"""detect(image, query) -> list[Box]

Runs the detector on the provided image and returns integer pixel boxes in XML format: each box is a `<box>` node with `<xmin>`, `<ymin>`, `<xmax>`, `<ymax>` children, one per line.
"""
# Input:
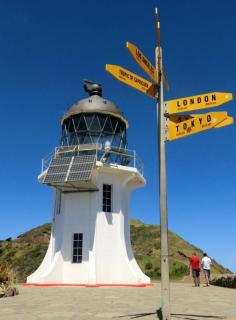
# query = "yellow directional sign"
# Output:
<box><xmin>126</xmin><ymin>41</ymin><xmax>158</xmax><ymax>83</ymax></box>
<box><xmin>165</xmin><ymin>92</ymin><xmax>233</xmax><ymax>114</ymax></box>
<box><xmin>214</xmin><ymin>116</ymin><xmax>234</xmax><ymax>128</ymax></box>
<box><xmin>166</xmin><ymin>111</ymin><xmax>231</xmax><ymax>141</ymax></box>
<box><xmin>105</xmin><ymin>64</ymin><xmax>156</xmax><ymax>98</ymax></box>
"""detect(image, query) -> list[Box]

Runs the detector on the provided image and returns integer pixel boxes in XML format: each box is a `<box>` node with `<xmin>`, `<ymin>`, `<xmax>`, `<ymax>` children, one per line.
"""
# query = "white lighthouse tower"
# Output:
<box><xmin>27</xmin><ymin>81</ymin><xmax>150</xmax><ymax>286</ymax></box>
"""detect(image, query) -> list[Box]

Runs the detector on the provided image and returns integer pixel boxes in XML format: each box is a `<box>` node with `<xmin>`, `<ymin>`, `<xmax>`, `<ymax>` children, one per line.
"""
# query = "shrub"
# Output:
<box><xmin>0</xmin><ymin>259</ymin><xmax>14</xmax><ymax>287</ymax></box>
<box><xmin>145</xmin><ymin>262</ymin><xmax>153</xmax><ymax>270</ymax></box>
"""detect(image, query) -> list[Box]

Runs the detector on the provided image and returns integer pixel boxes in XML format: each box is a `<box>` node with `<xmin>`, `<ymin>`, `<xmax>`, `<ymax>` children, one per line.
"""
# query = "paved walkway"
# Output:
<box><xmin>0</xmin><ymin>283</ymin><xmax>236</xmax><ymax>320</ymax></box>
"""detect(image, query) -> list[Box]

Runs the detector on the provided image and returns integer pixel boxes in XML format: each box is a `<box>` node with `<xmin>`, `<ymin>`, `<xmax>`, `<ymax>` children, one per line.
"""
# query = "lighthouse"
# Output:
<box><xmin>27</xmin><ymin>81</ymin><xmax>150</xmax><ymax>286</ymax></box>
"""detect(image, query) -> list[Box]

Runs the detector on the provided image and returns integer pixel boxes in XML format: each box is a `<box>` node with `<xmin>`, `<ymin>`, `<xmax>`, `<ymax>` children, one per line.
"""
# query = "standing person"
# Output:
<box><xmin>201</xmin><ymin>253</ymin><xmax>212</xmax><ymax>286</ymax></box>
<box><xmin>189</xmin><ymin>253</ymin><xmax>201</xmax><ymax>287</ymax></box>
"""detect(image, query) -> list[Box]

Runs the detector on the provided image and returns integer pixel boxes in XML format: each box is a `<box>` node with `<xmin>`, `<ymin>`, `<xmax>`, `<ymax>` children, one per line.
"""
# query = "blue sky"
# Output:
<box><xmin>0</xmin><ymin>0</ymin><xmax>235</xmax><ymax>272</ymax></box>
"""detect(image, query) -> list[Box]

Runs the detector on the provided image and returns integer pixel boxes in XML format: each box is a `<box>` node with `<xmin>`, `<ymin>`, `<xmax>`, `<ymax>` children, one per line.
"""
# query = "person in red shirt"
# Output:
<box><xmin>189</xmin><ymin>253</ymin><xmax>201</xmax><ymax>287</ymax></box>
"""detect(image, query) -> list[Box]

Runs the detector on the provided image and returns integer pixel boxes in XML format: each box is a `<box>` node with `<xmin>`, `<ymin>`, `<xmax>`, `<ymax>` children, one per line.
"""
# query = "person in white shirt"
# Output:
<box><xmin>201</xmin><ymin>253</ymin><xmax>212</xmax><ymax>286</ymax></box>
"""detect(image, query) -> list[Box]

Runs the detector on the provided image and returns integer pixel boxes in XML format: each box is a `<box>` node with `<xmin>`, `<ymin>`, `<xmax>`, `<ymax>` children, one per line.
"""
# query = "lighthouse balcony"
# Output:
<box><xmin>39</xmin><ymin>144</ymin><xmax>144</xmax><ymax>192</ymax></box>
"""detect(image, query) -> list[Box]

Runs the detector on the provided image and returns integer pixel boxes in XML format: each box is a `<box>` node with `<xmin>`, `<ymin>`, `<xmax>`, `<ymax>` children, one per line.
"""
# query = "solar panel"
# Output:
<box><xmin>67</xmin><ymin>155</ymin><xmax>95</xmax><ymax>182</ymax></box>
<box><xmin>50</xmin><ymin>158</ymin><xmax>72</xmax><ymax>166</ymax></box>
<box><xmin>73</xmin><ymin>155</ymin><xmax>95</xmax><ymax>164</ymax></box>
<box><xmin>43</xmin><ymin>157</ymin><xmax>72</xmax><ymax>183</ymax></box>
<box><xmin>47</xmin><ymin>165</ymin><xmax>69</xmax><ymax>174</ymax></box>
<box><xmin>67</xmin><ymin>171</ymin><xmax>91</xmax><ymax>181</ymax></box>
<box><xmin>43</xmin><ymin>154</ymin><xmax>96</xmax><ymax>185</ymax></box>
<box><xmin>44</xmin><ymin>173</ymin><xmax>67</xmax><ymax>183</ymax></box>
<box><xmin>70</xmin><ymin>163</ymin><xmax>93</xmax><ymax>172</ymax></box>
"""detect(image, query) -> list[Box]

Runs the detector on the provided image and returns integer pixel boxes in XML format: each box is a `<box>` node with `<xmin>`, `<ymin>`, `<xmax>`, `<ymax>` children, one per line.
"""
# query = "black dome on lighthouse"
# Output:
<box><xmin>61</xmin><ymin>94</ymin><xmax>128</xmax><ymax>127</ymax></box>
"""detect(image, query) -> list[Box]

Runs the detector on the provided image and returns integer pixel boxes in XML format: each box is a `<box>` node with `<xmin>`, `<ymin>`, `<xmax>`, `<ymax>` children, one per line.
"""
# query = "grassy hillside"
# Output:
<box><xmin>0</xmin><ymin>224</ymin><xmax>50</xmax><ymax>282</ymax></box>
<box><xmin>0</xmin><ymin>220</ymin><xmax>231</xmax><ymax>282</ymax></box>
<box><xmin>130</xmin><ymin>219</ymin><xmax>230</xmax><ymax>279</ymax></box>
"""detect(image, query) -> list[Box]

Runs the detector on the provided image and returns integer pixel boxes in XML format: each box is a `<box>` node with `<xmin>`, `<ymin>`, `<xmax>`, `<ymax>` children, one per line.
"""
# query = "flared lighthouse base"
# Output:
<box><xmin>27</xmin><ymin>161</ymin><xmax>150</xmax><ymax>287</ymax></box>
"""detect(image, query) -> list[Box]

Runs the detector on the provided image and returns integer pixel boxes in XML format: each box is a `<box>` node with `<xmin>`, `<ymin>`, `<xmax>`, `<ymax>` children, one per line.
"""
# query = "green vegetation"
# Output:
<box><xmin>0</xmin><ymin>224</ymin><xmax>51</xmax><ymax>282</ymax></box>
<box><xmin>130</xmin><ymin>219</ymin><xmax>230</xmax><ymax>280</ymax></box>
<box><xmin>0</xmin><ymin>220</ymin><xmax>230</xmax><ymax>282</ymax></box>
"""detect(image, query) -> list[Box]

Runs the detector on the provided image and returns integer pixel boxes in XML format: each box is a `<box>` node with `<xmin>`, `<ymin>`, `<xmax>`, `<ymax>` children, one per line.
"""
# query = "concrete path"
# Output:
<box><xmin>0</xmin><ymin>283</ymin><xmax>236</xmax><ymax>320</ymax></box>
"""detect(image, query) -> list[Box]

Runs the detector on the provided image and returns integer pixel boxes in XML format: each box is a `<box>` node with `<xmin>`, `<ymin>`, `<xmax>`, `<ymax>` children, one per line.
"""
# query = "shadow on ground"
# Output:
<box><xmin>115</xmin><ymin>308</ymin><xmax>225</xmax><ymax>319</ymax></box>
<box><xmin>170</xmin><ymin>314</ymin><xmax>225</xmax><ymax>320</ymax></box>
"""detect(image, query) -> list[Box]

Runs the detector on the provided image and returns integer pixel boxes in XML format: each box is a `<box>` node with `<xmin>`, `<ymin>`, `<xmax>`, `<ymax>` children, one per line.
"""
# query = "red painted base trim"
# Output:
<box><xmin>24</xmin><ymin>282</ymin><xmax>154</xmax><ymax>288</ymax></box>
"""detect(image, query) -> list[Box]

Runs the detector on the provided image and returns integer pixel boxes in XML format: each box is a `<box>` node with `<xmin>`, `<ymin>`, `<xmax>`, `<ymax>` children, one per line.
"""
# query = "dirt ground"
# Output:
<box><xmin>0</xmin><ymin>283</ymin><xmax>236</xmax><ymax>320</ymax></box>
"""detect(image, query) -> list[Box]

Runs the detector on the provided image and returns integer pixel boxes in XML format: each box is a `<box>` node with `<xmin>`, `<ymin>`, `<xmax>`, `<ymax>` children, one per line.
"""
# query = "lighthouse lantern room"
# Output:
<box><xmin>27</xmin><ymin>81</ymin><xmax>150</xmax><ymax>286</ymax></box>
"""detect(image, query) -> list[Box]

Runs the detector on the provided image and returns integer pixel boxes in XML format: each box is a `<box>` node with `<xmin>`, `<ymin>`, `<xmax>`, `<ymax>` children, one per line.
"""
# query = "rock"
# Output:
<box><xmin>3</xmin><ymin>287</ymin><xmax>19</xmax><ymax>297</ymax></box>
<box><xmin>210</xmin><ymin>275</ymin><xmax>236</xmax><ymax>289</ymax></box>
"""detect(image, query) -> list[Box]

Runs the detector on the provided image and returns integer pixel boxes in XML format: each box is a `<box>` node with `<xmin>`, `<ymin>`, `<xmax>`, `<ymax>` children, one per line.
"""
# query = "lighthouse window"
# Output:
<box><xmin>53</xmin><ymin>192</ymin><xmax>61</xmax><ymax>217</ymax></box>
<box><xmin>56</xmin><ymin>192</ymin><xmax>61</xmax><ymax>215</ymax></box>
<box><xmin>72</xmin><ymin>233</ymin><xmax>83</xmax><ymax>263</ymax></box>
<box><xmin>103</xmin><ymin>184</ymin><xmax>112</xmax><ymax>212</ymax></box>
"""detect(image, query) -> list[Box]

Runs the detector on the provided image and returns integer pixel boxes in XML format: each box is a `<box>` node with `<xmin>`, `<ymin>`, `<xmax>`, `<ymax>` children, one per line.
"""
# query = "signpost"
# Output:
<box><xmin>155</xmin><ymin>8</ymin><xmax>171</xmax><ymax>319</ymax></box>
<box><xmin>105</xmin><ymin>7</ymin><xmax>234</xmax><ymax>320</ymax></box>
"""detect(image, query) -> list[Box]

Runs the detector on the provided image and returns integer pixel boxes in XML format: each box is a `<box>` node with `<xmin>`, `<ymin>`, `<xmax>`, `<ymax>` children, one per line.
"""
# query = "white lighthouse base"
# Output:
<box><xmin>27</xmin><ymin>162</ymin><xmax>150</xmax><ymax>286</ymax></box>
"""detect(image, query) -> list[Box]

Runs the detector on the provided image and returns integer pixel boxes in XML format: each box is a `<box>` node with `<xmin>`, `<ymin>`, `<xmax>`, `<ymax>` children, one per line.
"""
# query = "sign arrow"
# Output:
<box><xmin>165</xmin><ymin>92</ymin><xmax>233</xmax><ymax>114</ymax></box>
<box><xmin>166</xmin><ymin>111</ymin><xmax>231</xmax><ymax>141</ymax></box>
<box><xmin>214</xmin><ymin>116</ymin><xmax>234</xmax><ymax>128</ymax></box>
<box><xmin>105</xmin><ymin>64</ymin><xmax>157</xmax><ymax>98</ymax></box>
<box><xmin>126</xmin><ymin>41</ymin><xmax>158</xmax><ymax>83</ymax></box>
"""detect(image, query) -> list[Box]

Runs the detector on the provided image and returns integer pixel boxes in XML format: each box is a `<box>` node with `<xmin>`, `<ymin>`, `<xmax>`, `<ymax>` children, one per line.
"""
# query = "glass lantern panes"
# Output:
<box><xmin>61</xmin><ymin>113</ymin><xmax>127</xmax><ymax>164</ymax></box>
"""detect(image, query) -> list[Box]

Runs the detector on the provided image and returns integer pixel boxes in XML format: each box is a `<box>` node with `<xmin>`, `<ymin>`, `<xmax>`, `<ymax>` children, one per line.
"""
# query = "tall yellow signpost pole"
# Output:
<box><xmin>155</xmin><ymin>8</ymin><xmax>171</xmax><ymax>320</ymax></box>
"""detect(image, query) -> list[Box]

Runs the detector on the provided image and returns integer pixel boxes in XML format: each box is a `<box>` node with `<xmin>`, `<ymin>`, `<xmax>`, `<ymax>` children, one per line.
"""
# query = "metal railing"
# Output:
<box><xmin>41</xmin><ymin>144</ymin><xmax>144</xmax><ymax>176</ymax></box>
